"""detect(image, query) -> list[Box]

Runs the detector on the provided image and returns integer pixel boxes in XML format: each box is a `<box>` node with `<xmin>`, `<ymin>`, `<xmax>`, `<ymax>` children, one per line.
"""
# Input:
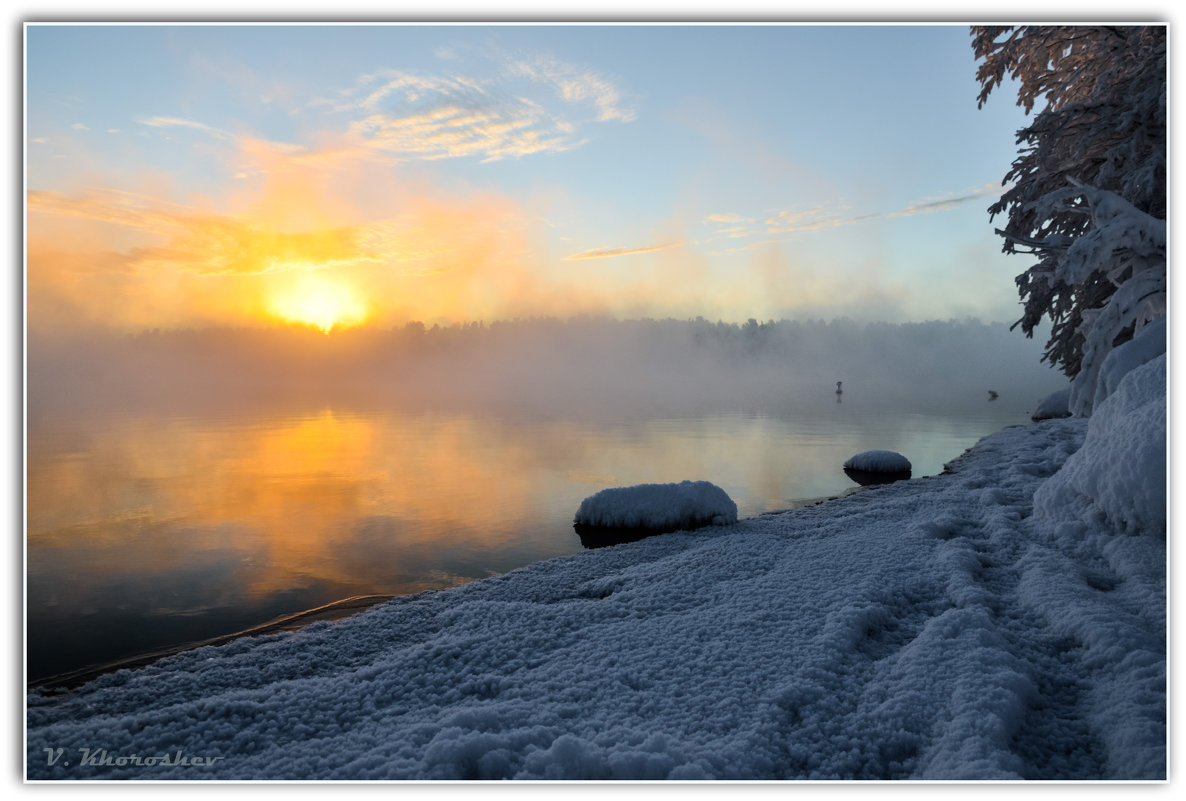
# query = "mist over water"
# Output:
<box><xmin>29</xmin><ymin>315</ymin><xmax>1065</xmax><ymax>419</ymax></box>
<box><xmin>27</xmin><ymin>316</ymin><xmax>1067</xmax><ymax>682</ymax></box>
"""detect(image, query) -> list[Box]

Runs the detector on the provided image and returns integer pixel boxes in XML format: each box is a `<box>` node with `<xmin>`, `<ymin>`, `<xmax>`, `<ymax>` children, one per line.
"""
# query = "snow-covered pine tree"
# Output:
<box><xmin>972</xmin><ymin>25</ymin><xmax>1166</xmax><ymax>415</ymax></box>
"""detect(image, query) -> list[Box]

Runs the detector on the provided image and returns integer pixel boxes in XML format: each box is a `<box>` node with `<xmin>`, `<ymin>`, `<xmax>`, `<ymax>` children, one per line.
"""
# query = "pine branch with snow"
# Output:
<box><xmin>972</xmin><ymin>25</ymin><xmax>1166</xmax><ymax>384</ymax></box>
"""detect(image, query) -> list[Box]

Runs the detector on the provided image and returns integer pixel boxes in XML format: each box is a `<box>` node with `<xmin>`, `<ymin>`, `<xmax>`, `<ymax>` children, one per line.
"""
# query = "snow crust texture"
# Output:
<box><xmin>842</xmin><ymin>450</ymin><xmax>912</xmax><ymax>473</ymax></box>
<box><xmin>27</xmin><ymin>422</ymin><xmax>1164</xmax><ymax>780</ymax></box>
<box><xmin>574</xmin><ymin>480</ymin><xmax>738</xmax><ymax>530</ymax></box>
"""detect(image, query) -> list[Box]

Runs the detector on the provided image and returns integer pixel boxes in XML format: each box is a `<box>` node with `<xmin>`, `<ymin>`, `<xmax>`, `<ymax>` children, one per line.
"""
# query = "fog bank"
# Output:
<box><xmin>28</xmin><ymin>316</ymin><xmax>1067</xmax><ymax>421</ymax></box>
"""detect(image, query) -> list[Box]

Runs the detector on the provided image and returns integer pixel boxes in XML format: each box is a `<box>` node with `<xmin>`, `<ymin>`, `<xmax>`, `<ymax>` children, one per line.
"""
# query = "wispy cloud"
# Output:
<box><xmin>27</xmin><ymin>187</ymin><xmax>195</xmax><ymax>233</ymax></box>
<box><xmin>881</xmin><ymin>185</ymin><xmax>1001</xmax><ymax>218</ymax></box>
<box><xmin>129</xmin><ymin>51</ymin><xmax>634</xmax><ymax>169</ymax></box>
<box><xmin>323</xmin><ymin>50</ymin><xmax>633</xmax><ymax>164</ymax></box>
<box><xmin>762</xmin><ymin>183</ymin><xmax>1002</xmax><ymax>236</ymax></box>
<box><xmin>717</xmin><ymin>225</ymin><xmax>758</xmax><ymax>238</ymax></box>
<box><xmin>26</xmin><ymin>179</ymin><xmax>532</xmax><ymax>284</ymax></box>
<box><xmin>764</xmin><ymin>202</ymin><xmax>853</xmax><ymax>234</ymax></box>
<box><xmin>28</xmin><ymin>188</ymin><xmax>376</xmax><ymax>277</ymax></box>
<box><xmin>703</xmin><ymin>212</ymin><xmax>762</xmax><ymax>239</ymax></box>
<box><xmin>138</xmin><ymin>116</ymin><xmax>236</xmax><ymax>140</ymax></box>
<box><xmin>505</xmin><ymin>55</ymin><xmax>635</xmax><ymax>123</ymax></box>
<box><xmin>564</xmin><ymin>241</ymin><xmax>684</xmax><ymax>261</ymax></box>
<box><xmin>348</xmin><ymin>101</ymin><xmax>582</xmax><ymax>163</ymax></box>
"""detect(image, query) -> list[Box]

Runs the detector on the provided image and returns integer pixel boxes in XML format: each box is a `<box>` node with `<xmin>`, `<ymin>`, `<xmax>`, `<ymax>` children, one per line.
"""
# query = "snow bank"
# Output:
<box><xmin>1089</xmin><ymin>316</ymin><xmax>1165</xmax><ymax>415</ymax></box>
<box><xmin>1034</xmin><ymin>353</ymin><xmax>1166</xmax><ymax>539</ymax></box>
<box><xmin>843</xmin><ymin>450</ymin><xmax>912</xmax><ymax>473</ymax></box>
<box><xmin>1032</xmin><ymin>387</ymin><xmax>1071</xmax><ymax>421</ymax></box>
<box><xmin>26</xmin><ymin>421</ymin><xmax>1164</xmax><ymax>781</ymax></box>
<box><xmin>573</xmin><ymin>480</ymin><xmax>737</xmax><ymax>530</ymax></box>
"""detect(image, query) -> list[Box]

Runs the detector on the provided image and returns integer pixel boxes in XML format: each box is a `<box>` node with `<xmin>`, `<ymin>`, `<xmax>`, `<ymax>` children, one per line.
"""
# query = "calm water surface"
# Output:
<box><xmin>27</xmin><ymin>391</ymin><xmax>1039</xmax><ymax>682</ymax></box>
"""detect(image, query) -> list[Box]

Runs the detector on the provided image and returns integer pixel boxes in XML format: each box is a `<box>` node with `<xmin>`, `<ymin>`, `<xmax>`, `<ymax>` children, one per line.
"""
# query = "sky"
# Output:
<box><xmin>25</xmin><ymin>23</ymin><xmax>1036</xmax><ymax>335</ymax></box>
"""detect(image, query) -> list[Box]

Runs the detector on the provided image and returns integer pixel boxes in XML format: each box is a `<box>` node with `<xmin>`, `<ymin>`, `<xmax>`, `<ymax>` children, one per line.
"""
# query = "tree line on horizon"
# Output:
<box><xmin>28</xmin><ymin>314</ymin><xmax>1061</xmax><ymax>416</ymax></box>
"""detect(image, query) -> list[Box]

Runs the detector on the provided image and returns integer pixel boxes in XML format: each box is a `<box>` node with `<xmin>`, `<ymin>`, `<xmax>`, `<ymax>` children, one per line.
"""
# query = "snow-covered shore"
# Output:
<box><xmin>26</xmin><ymin>360</ymin><xmax>1166</xmax><ymax>781</ymax></box>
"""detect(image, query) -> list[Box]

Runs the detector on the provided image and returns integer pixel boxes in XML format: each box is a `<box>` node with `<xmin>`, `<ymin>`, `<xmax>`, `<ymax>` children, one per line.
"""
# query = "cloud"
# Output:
<box><xmin>27</xmin><ymin>187</ymin><xmax>195</xmax><ymax>233</ymax></box>
<box><xmin>882</xmin><ymin>183</ymin><xmax>1002</xmax><ymax>218</ymax></box>
<box><xmin>29</xmin><ymin>183</ymin><xmax>511</xmax><ymax>281</ymax></box>
<box><xmin>342</xmin><ymin>71</ymin><xmax>479</xmax><ymax>114</ymax></box>
<box><xmin>348</xmin><ymin>102</ymin><xmax>582</xmax><ymax>163</ymax></box>
<box><xmin>71</xmin><ymin>123</ymin><xmax>88</xmax><ymax>130</ymax></box>
<box><xmin>138</xmin><ymin>115</ymin><xmax>236</xmax><ymax>140</ymax></box>
<box><xmin>702</xmin><ymin>213</ymin><xmax>761</xmax><ymax>240</ymax></box>
<box><xmin>505</xmin><ymin>55</ymin><xmax>635</xmax><ymax>123</ymax></box>
<box><xmin>718</xmin><ymin>226</ymin><xmax>758</xmax><ymax>238</ymax></box>
<box><xmin>323</xmin><ymin>50</ymin><xmax>633</xmax><ymax>164</ymax></box>
<box><xmin>26</xmin><ymin>144</ymin><xmax>614</xmax><ymax>333</ymax></box>
<box><xmin>764</xmin><ymin>202</ymin><xmax>853</xmax><ymax>234</ymax></box>
<box><xmin>763</xmin><ymin>183</ymin><xmax>1003</xmax><ymax>235</ymax></box>
<box><xmin>564</xmin><ymin>241</ymin><xmax>685</xmax><ymax>261</ymax></box>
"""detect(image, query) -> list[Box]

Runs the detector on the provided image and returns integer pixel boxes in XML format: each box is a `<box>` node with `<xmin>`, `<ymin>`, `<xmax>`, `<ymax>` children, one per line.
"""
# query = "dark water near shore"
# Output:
<box><xmin>27</xmin><ymin>389</ymin><xmax>1045</xmax><ymax>684</ymax></box>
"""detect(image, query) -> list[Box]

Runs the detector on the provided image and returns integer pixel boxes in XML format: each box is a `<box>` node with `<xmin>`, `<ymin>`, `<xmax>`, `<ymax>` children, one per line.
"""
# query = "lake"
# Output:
<box><xmin>27</xmin><ymin>389</ymin><xmax>1043</xmax><ymax>683</ymax></box>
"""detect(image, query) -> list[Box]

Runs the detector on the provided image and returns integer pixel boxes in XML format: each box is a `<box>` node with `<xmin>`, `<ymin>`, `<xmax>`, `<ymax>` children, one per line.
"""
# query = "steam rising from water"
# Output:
<box><xmin>29</xmin><ymin>316</ymin><xmax>1066</xmax><ymax>421</ymax></box>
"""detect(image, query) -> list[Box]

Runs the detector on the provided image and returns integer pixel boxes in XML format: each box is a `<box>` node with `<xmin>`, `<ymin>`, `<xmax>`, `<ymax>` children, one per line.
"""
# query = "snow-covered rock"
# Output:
<box><xmin>843</xmin><ymin>450</ymin><xmax>912</xmax><ymax>473</ymax></box>
<box><xmin>1032</xmin><ymin>387</ymin><xmax>1071</xmax><ymax>420</ymax></box>
<box><xmin>573</xmin><ymin>480</ymin><xmax>738</xmax><ymax>531</ymax></box>
<box><xmin>1033</xmin><ymin>352</ymin><xmax>1166</xmax><ymax>539</ymax></box>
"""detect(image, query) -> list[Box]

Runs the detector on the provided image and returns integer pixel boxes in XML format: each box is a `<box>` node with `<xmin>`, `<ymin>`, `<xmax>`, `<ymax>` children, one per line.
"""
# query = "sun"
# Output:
<box><xmin>268</xmin><ymin>274</ymin><xmax>369</xmax><ymax>333</ymax></box>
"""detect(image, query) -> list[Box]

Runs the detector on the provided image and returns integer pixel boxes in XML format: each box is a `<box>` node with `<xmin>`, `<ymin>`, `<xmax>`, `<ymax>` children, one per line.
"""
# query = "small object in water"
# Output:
<box><xmin>835</xmin><ymin>381</ymin><xmax>843</xmax><ymax>394</ymax></box>
<box><xmin>987</xmin><ymin>390</ymin><xmax>999</xmax><ymax>400</ymax></box>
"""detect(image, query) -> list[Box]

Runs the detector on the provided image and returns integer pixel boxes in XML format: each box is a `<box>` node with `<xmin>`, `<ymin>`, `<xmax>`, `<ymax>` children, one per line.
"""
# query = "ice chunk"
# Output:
<box><xmin>573</xmin><ymin>480</ymin><xmax>738</xmax><ymax>531</ymax></box>
<box><xmin>843</xmin><ymin>450</ymin><xmax>912</xmax><ymax>473</ymax></box>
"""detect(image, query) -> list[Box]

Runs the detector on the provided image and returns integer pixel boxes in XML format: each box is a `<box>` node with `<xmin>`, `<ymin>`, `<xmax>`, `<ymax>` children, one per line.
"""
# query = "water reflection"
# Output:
<box><xmin>27</xmin><ymin>396</ymin><xmax>1038</xmax><ymax>681</ymax></box>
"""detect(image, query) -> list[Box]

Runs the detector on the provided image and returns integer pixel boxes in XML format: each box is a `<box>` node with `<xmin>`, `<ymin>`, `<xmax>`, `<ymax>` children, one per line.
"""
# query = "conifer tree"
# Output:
<box><xmin>972</xmin><ymin>25</ymin><xmax>1165</xmax><ymax>412</ymax></box>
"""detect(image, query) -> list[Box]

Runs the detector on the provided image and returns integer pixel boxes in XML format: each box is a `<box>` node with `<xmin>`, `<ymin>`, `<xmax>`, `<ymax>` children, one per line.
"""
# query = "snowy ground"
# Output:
<box><xmin>26</xmin><ymin>365</ymin><xmax>1165</xmax><ymax>781</ymax></box>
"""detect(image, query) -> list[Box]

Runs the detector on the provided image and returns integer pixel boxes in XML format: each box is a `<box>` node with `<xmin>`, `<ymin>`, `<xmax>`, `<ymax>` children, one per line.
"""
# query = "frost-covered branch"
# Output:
<box><xmin>972</xmin><ymin>25</ymin><xmax>1165</xmax><ymax>387</ymax></box>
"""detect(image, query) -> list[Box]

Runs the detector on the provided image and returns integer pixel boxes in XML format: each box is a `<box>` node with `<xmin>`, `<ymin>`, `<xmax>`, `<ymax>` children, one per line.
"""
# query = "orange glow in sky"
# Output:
<box><xmin>267</xmin><ymin>274</ymin><xmax>369</xmax><ymax>333</ymax></box>
<box><xmin>26</xmin><ymin>25</ymin><xmax>1037</xmax><ymax>337</ymax></box>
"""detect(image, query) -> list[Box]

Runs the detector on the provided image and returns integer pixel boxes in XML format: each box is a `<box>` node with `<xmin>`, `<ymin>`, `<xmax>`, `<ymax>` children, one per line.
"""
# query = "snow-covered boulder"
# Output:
<box><xmin>573</xmin><ymin>481</ymin><xmax>737</xmax><ymax>547</ymax></box>
<box><xmin>1033</xmin><ymin>353</ymin><xmax>1166</xmax><ymax>538</ymax></box>
<box><xmin>843</xmin><ymin>450</ymin><xmax>912</xmax><ymax>486</ymax></box>
<box><xmin>844</xmin><ymin>450</ymin><xmax>911</xmax><ymax>473</ymax></box>
<box><xmin>1032</xmin><ymin>387</ymin><xmax>1072</xmax><ymax>420</ymax></box>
